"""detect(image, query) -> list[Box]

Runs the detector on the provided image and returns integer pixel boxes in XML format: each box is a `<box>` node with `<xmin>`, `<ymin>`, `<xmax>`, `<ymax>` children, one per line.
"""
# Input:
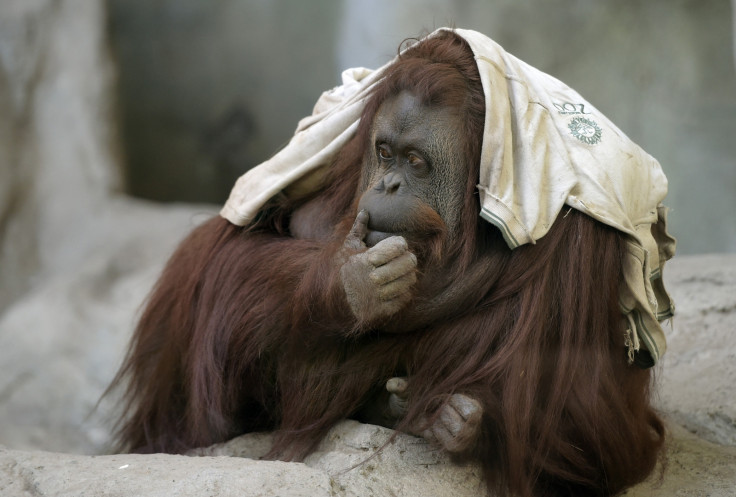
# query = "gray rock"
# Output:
<box><xmin>0</xmin><ymin>0</ymin><xmax>122</xmax><ymax>312</ymax></box>
<box><xmin>194</xmin><ymin>421</ymin><xmax>486</xmax><ymax>497</ymax></box>
<box><xmin>625</xmin><ymin>423</ymin><xmax>736</xmax><ymax>497</ymax></box>
<box><xmin>1</xmin><ymin>420</ymin><xmax>735</xmax><ymax>497</ymax></box>
<box><xmin>658</xmin><ymin>254</ymin><xmax>736</xmax><ymax>446</ymax></box>
<box><xmin>0</xmin><ymin>448</ymin><xmax>336</xmax><ymax>497</ymax></box>
<box><xmin>0</xmin><ymin>198</ymin><xmax>216</xmax><ymax>455</ymax></box>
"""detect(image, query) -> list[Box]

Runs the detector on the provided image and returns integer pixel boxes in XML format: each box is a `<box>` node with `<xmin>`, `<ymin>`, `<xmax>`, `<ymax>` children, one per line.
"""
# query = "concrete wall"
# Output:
<box><xmin>108</xmin><ymin>0</ymin><xmax>736</xmax><ymax>255</ymax></box>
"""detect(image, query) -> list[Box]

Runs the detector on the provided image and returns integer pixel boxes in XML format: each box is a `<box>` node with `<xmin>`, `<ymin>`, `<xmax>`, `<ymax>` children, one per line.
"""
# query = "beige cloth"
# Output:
<box><xmin>220</xmin><ymin>28</ymin><xmax>675</xmax><ymax>366</ymax></box>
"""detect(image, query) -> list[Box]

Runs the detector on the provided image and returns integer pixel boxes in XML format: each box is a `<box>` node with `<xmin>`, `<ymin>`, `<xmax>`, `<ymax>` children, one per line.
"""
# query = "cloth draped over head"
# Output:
<box><xmin>220</xmin><ymin>28</ymin><xmax>676</xmax><ymax>368</ymax></box>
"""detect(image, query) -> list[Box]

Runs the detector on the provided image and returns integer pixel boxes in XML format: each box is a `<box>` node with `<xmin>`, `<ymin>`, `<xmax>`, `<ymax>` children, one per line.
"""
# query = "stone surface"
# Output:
<box><xmin>0</xmin><ymin>198</ymin><xmax>216</xmax><ymax>455</ymax></box>
<box><xmin>625</xmin><ymin>423</ymin><xmax>736</xmax><ymax>497</ymax></box>
<box><xmin>0</xmin><ymin>0</ymin><xmax>122</xmax><ymax>312</ymax></box>
<box><xmin>657</xmin><ymin>254</ymin><xmax>736</xmax><ymax>446</ymax></box>
<box><xmin>0</xmin><ymin>448</ymin><xmax>336</xmax><ymax>497</ymax></box>
<box><xmin>1</xmin><ymin>420</ymin><xmax>735</xmax><ymax>497</ymax></box>
<box><xmin>195</xmin><ymin>421</ymin><xmax>486</xmax><ymax>497</ymax></box>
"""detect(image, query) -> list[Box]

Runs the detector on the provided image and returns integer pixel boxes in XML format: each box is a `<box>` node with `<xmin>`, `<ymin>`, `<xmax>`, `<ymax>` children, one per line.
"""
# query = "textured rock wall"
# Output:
<box><xmin>2</xmin><ymin>418</ymin><xmax>736</xmax><ymax>496</ymax></box>
<box><xmin>0</xmin><ymin>0</ymin><xmax>216</xmax><ymax>455</ymax></box>
<box><xmin>0</xmin><ymin>0</ymin><xmax>123</xmax><ymax>312</ymax></box>
<box><xmin>658</xmin><ymin>254</ymin><xmax>736</xmax><ymax>445</ymax></box>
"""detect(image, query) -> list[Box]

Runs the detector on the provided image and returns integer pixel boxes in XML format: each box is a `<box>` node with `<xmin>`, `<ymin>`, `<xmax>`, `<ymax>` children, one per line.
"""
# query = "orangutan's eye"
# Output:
<box><xmin>377</xmin><ymin>144</ymin><xmax>392</xmax><ymax>160</ymax></box>
<box><xmin>406</xmin><ymin>152</ymin><xmax>429</xmax><ymax>175</ymax></box>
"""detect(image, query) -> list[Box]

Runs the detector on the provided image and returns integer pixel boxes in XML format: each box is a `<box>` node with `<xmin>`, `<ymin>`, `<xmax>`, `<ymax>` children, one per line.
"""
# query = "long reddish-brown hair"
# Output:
<box><xmin>109</xmin><ymin>30</ymin><xmax>665</xmax><ymax>497</ymax></box>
